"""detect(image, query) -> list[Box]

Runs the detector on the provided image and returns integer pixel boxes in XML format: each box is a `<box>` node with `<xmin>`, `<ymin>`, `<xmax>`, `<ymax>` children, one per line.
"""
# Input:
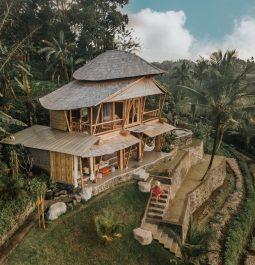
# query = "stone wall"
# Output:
<box><xmin>181</xmin><ymin>158</ymin><xmax>226</xmax><ymax>240</ymax></box>
<box><xmin>169</xmin><ymin>151</ymin><xmax>191</xmax><ymax>200</ymax></box>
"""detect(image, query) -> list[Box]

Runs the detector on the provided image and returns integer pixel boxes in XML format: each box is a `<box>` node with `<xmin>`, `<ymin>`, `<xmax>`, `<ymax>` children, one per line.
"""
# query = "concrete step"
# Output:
<box><xmin>171</xmin><ymin>241</ymin><xmax>179</xmax><ymax>256</ymax></box>
<box><xmin>140</xmin><ymin>222</ymin><xmax>158</xmax><ymax>234</ymax></box>
<box><xmin>147</xmin><ymin>212</ymin><xmax>163</xmax><ymax>219</ymax></box>
<box><xmin>159</xmin><ymin>233</ymin><xmax>168</xmax><ymax>245</ymax></box>
<box><xmin>164</xmin><ymin>237</ymin><xmax>173</xmax><ymax>250</ymax></box>
<box><xmin>149</xmin><ymin>201</ymin><xmax>166</xmax><ymax>208</ymax></box>
<box><xmin>150</xmin><ymin>197</ymin><xmax>167</xmax><ymax>203</ymax></box>
<box><xmin>148</xmin><ymin>206</ymin><xmax>164</xmax><ymax>214</ymax></box>
<box><xmin>153</xmin><ymin>229</ymin><xmax>163</xmax><ymax>240</ymax></box>
<box><xmin>175</xmin><ymin>246</ymin><xmax>182</xmax><ymax>258</ymax></box>
<box><xmin>152</xmin><ymin>193</ymin><xmax>168</xmax><ymax>199</ymax></box>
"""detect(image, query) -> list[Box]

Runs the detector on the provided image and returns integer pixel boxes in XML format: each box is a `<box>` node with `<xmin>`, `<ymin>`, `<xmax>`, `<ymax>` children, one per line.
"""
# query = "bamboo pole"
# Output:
<box><xmin>64</xmin><ymin>111</ymin><xmax>71</xmax><ymax>131</ymax></box>
<box><xmin>89</xmin><ymin>108</ymin><xmax>93</xmax><ymax>135</ymax></box>
<box><xmin>93</xmin><ymin>104</ymin><xmax>102</xmax><ymax>135</ymax></box>
<box><xmin>79</xmin><ymin>157</ymin><xmax>84</xmax><ymax>190</ymax></box>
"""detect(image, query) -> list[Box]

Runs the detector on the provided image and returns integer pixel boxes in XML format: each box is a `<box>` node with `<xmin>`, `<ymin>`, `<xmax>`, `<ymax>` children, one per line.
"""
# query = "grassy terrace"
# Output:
<box><xmin>6</xmin><ymin>183</ymin><xmax>173</xmax><ymax>265</ymax></box>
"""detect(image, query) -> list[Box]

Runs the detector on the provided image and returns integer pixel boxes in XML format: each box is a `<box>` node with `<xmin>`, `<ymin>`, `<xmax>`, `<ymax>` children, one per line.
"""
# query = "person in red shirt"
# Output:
<box><xmin>152</xmin><ymin>181</ymin><xmax>164</xmax><ymax>201</ymax></box>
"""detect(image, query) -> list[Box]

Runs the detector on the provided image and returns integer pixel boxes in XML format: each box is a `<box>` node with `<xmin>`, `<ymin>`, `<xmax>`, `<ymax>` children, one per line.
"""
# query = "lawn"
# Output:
<box><xmin>6</xmin><ymin>183</ymin><xmax>173</xmax><ymax>265</ymax></box>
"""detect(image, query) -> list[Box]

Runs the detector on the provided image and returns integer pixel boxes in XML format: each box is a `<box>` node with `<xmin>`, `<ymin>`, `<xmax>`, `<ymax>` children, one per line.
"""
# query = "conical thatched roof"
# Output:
<box><xmin>73</xmin><ymin>50</ymin><xmax>165</xmax><ymax>81</ymax></box>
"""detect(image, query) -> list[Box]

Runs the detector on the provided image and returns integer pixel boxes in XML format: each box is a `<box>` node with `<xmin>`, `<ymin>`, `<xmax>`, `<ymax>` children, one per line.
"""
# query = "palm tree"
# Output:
<box><xmin>169</xmin><ymin>221</ymin><xmax>214</xmax><ymax>265</ymax></box>
<box><xmin>178</xmin><ymin>50</ymin><xmax>255</xmax><ymax>179</ymax></box>
<box><xmin>94</xmin><ymin>209</ymin><xmax>122</xmax><ymax>245</ymax></box>
<box><xmin>38</xmin><ymin>31</ymin><xmax>80</xmax><ymax>83</ymax></box>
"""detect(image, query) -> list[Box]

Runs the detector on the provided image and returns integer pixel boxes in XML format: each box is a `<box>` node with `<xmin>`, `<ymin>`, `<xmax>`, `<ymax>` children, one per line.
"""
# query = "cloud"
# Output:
<box><xmin>128</xmin><ymin>8</ymin><xmax>194</xmax><ymax>61</ymax></box>
<box><xmin>129</xmin><ymin>9</ymin><xmax>255</xmax><ymax>62</ymax></box>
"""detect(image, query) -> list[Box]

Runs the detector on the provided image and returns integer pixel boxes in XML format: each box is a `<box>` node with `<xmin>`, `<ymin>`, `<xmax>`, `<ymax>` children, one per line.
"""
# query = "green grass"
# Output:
<box><xmin>6</xmin><ymin>183</ymin><xmax>173</xmax><ymax>265</ymax></box>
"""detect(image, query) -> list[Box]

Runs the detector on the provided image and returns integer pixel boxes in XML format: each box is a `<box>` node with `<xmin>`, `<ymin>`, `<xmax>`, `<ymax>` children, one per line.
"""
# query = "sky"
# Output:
<box><xmin>124</xmin><ymin>0</ymin><xmax>255</xmax><ymax>62</ymax></box>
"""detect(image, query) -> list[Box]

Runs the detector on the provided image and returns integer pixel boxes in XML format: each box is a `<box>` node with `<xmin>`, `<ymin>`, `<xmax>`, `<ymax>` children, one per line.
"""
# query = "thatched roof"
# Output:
<box><xmin>1</xmin><ymin>125</ymin><xmax>99</xmax><ymax>157</ymax></box>
<box><xmin>73</xmin><ymin>50</ymin><xmax>165</xmax><ymax>81</ymax></box>
<box><xmin>39</xmin><ymin>77</ymin><xmax>165</xmax><ymax>110</ymax></box>
<box><xmin>127</xmin><ymin>120</ymin><xmax>175</xmax><ymax>138</ymax></box>
<box><xmin>85</xmin><ymin>131</ymin><xmax>141</xmax><ymax>157</ymax></box>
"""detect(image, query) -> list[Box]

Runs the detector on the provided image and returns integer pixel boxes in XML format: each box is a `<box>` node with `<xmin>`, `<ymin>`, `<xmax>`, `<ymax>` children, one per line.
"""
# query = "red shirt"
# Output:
<box><xmin>152</xmin><ymin>185</ymin><xmax>163</xmax><ymax>196</ymax></box>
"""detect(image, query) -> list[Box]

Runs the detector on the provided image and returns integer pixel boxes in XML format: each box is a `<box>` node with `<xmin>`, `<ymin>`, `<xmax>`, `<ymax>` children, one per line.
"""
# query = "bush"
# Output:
<box><xmin>223</xmin><ymin>159</ymin><xmax>255</xmax><ymax>265</ymax></box>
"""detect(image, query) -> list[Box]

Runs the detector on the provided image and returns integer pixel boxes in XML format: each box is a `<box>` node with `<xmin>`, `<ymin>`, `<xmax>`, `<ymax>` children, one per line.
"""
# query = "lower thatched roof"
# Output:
<box><xmin>85</xmin><ymin>132</ymin><xmax>141</xmax><ymax>157</ymax></box>
<box><xmin>0</xmin><ymin>125</ymin><xmax>99</xmax><ymax>157</ymax></box>
<box><xmin>127</xmin><ymin>120</ymin><xmax>175</xmax><ymax>138</ymax></box>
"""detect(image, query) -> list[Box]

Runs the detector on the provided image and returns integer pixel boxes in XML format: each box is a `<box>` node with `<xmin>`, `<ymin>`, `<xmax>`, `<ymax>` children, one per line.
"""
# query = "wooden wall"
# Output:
<box><xmin>50</xmin><ymin>151</ymin><xmax>74</xmax><ymax>184</ymax></box>
<box><xmin>50</xmin><ymin>110</ymin><xmax>68</xmax><ymax>131</ymax></box>
<box><xmin>29</xmin><ymin>148</ymin><xmax>50</xmax><ymax>172</ymax></box>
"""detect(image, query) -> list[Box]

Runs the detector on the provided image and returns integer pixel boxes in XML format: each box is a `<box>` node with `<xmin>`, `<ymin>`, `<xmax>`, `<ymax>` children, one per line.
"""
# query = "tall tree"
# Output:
<box><xmin>179</xmin><ymin>50</ymin><xmax>255</xmax><ymax>179</ymax></box>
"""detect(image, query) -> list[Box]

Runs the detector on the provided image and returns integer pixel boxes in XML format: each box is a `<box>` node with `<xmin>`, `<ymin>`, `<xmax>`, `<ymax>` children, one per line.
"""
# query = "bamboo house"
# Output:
<box><xmin>1</xmin><ymin>50</ymin><xmax>175</xmax><ymax>189</ymax></box>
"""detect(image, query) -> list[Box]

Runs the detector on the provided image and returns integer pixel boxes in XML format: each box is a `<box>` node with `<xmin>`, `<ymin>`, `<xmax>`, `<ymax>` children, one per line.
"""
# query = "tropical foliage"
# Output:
<box><xmin>94</xmin><ymin>209</ymin><xmax>122</xmax><ymax>244</ymax></box>
<box><xmin>169</xmin><ymin>221</ymin><xmax>214</xmax><ymax>265</ymax></box>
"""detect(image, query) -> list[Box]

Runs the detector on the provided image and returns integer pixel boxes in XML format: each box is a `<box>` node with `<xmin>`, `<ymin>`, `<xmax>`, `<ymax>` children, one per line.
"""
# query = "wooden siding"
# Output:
<box><xmin>50</xmin><ymin>151</ymin><xmax>74</xmax><ymax>184</ymax></box>
<box><xmin>29</xmin><ymin>148</ymin><xmax>50</xmax><ymax>172</ymax></box>
<box><xmin>50</xmin><ymin>110</ymin><xmax>67</xmax><ymax>131</ymax></box>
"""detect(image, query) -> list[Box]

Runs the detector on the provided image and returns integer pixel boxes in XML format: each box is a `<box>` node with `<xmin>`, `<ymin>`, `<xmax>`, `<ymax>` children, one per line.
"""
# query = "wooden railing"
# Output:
<box><xmin>143</xmin><ymin>109</ymin><xmax>160</xmax><ymax>122</ymax></box>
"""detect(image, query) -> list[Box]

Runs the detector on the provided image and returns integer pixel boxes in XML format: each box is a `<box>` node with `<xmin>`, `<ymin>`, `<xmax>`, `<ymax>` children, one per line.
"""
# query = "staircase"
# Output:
<box><xmin>145</xmin><ymin>184</ymin><xmax>171</xmax><ymax>222</ymax></box>
<box><xmin>141</xmin><ymin>222</ymin><xmax>181</xmax><ymax>258</ymax></box>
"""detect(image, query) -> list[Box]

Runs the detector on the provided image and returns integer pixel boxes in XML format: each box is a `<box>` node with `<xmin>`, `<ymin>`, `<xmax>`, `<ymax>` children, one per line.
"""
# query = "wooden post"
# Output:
<box><xmin>137</xmin><ymin>142</ymin><xmax>143</xmax><ymax>161</ymax></box>
<box><xmin>79</xmin><ymin>157</ymin><xmax>84</xmax><ymax>190</ymax></box>
<box><xmin>64</xmin><ymin>111</ymin><xmax>71</xmax><ymax>132</ymax></box>
<box><xmin>93</xmin><ymin>104</ymin><xmax>102</xmax><ymax>135</ymax></box>
<box><xmin>118</xmin><ymin>149</ymin><xmax>124</xmax><ymax>170</ymax></box>
<box><xmin>89</xmin><ymin>156</ymin><xmax>95</xmax><ymax>181</ymax></box>
<box><xmin>112</xmin><ymin>102</ymin><xmax>115</xmax><ymax>129</ymax></box>
<box><xmin>155</xmin><ymin>135</ymin><xmax>162</xmax><ymax>152</ymax></box>
<box><xmin>89</xmin><ymin>107</ymin><xmax>93</xmax><ymax>135</ymax></box>
<box><xmin>69</xmin><ymin>110</ymin><xmax>72</xmax><ymax>131</ymax></box>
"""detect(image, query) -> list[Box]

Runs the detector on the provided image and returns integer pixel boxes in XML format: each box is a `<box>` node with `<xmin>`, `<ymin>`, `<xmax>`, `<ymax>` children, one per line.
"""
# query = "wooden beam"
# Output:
<box><xmin>137</xmin><ymin>142</ymin><xmax>143</xmax><ymax>161</ymax></box>
<box><xmin>155</xmin><ymin>135</ymin><xmax>162</xmax><ymax>152</ymax></box>
<box><xmin>118</xmin><ymin>149</ymin><xmax>124</xmax><ymax>170</ymax></box>
<box><xmin>89</xmin><ymin>108</ymin><xmax>93</xmax><ymax>135</ymax></box>
<box><xmin>93</xmin><ymin>104</ymin><xmax>102</xmax><ymax>135</ymax></box>
<box><xmin>112</xmin><ymin>102</ymin><xmax>115</xmax><ymax>129</ymax></box>
<box><xmin>69</xmin><ymin>110</ymin><xmax>72</xmax><ymax>131</ymax></box>
<box><xmin>64</xmin><ymin>111</ymin><xmax>71</xmax><ymax>132</ymax></box>
<box><xmin>79</xmin><ymin>157</ymin><xmax>84</xmax><ymax>190</ymax></box>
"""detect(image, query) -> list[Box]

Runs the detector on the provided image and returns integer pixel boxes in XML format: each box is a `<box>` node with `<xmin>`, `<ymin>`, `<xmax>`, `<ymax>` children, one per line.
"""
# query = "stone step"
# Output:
<box><xmin>153</xmin><ymin>229</ymin><xmax>163</xmax><ymax>240</ymax></box>
<box><xmin>171</xmin><ymin>241</ymin><xmax>179</xmax><ymax>256</ymax></box>
<box><xmin>141</xmin><ymin>223</ymin><xmax>158</xmax><ymax>234</ymax></box>
<box><xmin>175</xmin><ymin>246</ymin><xmax>182</xmax><ymax>258</ymax></box>
<box><xmin>164</xmin><ymin>237</ymin><xmax>174</xmax><ymax>250</ymax></box>
<box><xmin>147</xmin><ymin>211</ymin><xmax>163</xmax><ymax>219</ymax></box>
<box><xmin>150</xmin><ymin>197</ymin><xmax>167</xmax><ymax>203</ymax></box>
<box><xmin>148</xmin><ymin>206</ymin><xmax>164</xmax><ymax>214</ymax></box>
<box><xmin>159</xmin><ymin>233</ymin><xmax>168</xmax><ymax>245</ymax></box>
<box><xmin>152</xmin><ymin>193</ymin><xmax>168</xmax><ymax>199</ymax></box>
<box><xmin>149</xmin><ymin>201</ymin><xmax>166</xmax><ymax>209</ymax></box>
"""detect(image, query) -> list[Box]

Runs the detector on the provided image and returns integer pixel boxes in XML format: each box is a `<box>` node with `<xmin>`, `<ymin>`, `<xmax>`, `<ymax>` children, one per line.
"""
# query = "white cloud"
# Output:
<box><xmin>128</xmin><ymin>8</ymin><xmax>194</xmax><ymax>61</ymax></box>
<box><xmin>129</xmin><ymin>9</ymin><xmax>255</xmax><ymax>62</ymax></box>
<box><xmin>222</xmin><ymin>18</ymin><xmax>255</xmax><ymax>59</ymax></box>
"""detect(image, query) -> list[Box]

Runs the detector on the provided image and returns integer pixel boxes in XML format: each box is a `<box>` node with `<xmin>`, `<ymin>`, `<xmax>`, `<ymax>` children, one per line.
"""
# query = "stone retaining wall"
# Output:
<box><xmin>0</xmin><ymin>203</ymin><xmax>35</xmax><ymax>248</ymax></box>
<box><xmin>181</xmin><ymin>158</ymin><xmax>227</xmax><ymax>240</ymax></box>
<box><xmin>169</xmin><ymin>141</ymin><xmax>204</xmax><ymax>201</ymax></box>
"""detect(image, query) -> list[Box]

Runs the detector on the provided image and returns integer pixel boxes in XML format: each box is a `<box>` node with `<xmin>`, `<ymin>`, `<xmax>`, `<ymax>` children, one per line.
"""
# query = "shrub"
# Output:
<box><xmin>94</xmin><ymin>209</ymin><xmax>122</xmax><ymax>244</ymax></box>
<box><xmin>223</xmin><ymin>159</ymin><xmax>255</xmax><ymax>265</ymax></box>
